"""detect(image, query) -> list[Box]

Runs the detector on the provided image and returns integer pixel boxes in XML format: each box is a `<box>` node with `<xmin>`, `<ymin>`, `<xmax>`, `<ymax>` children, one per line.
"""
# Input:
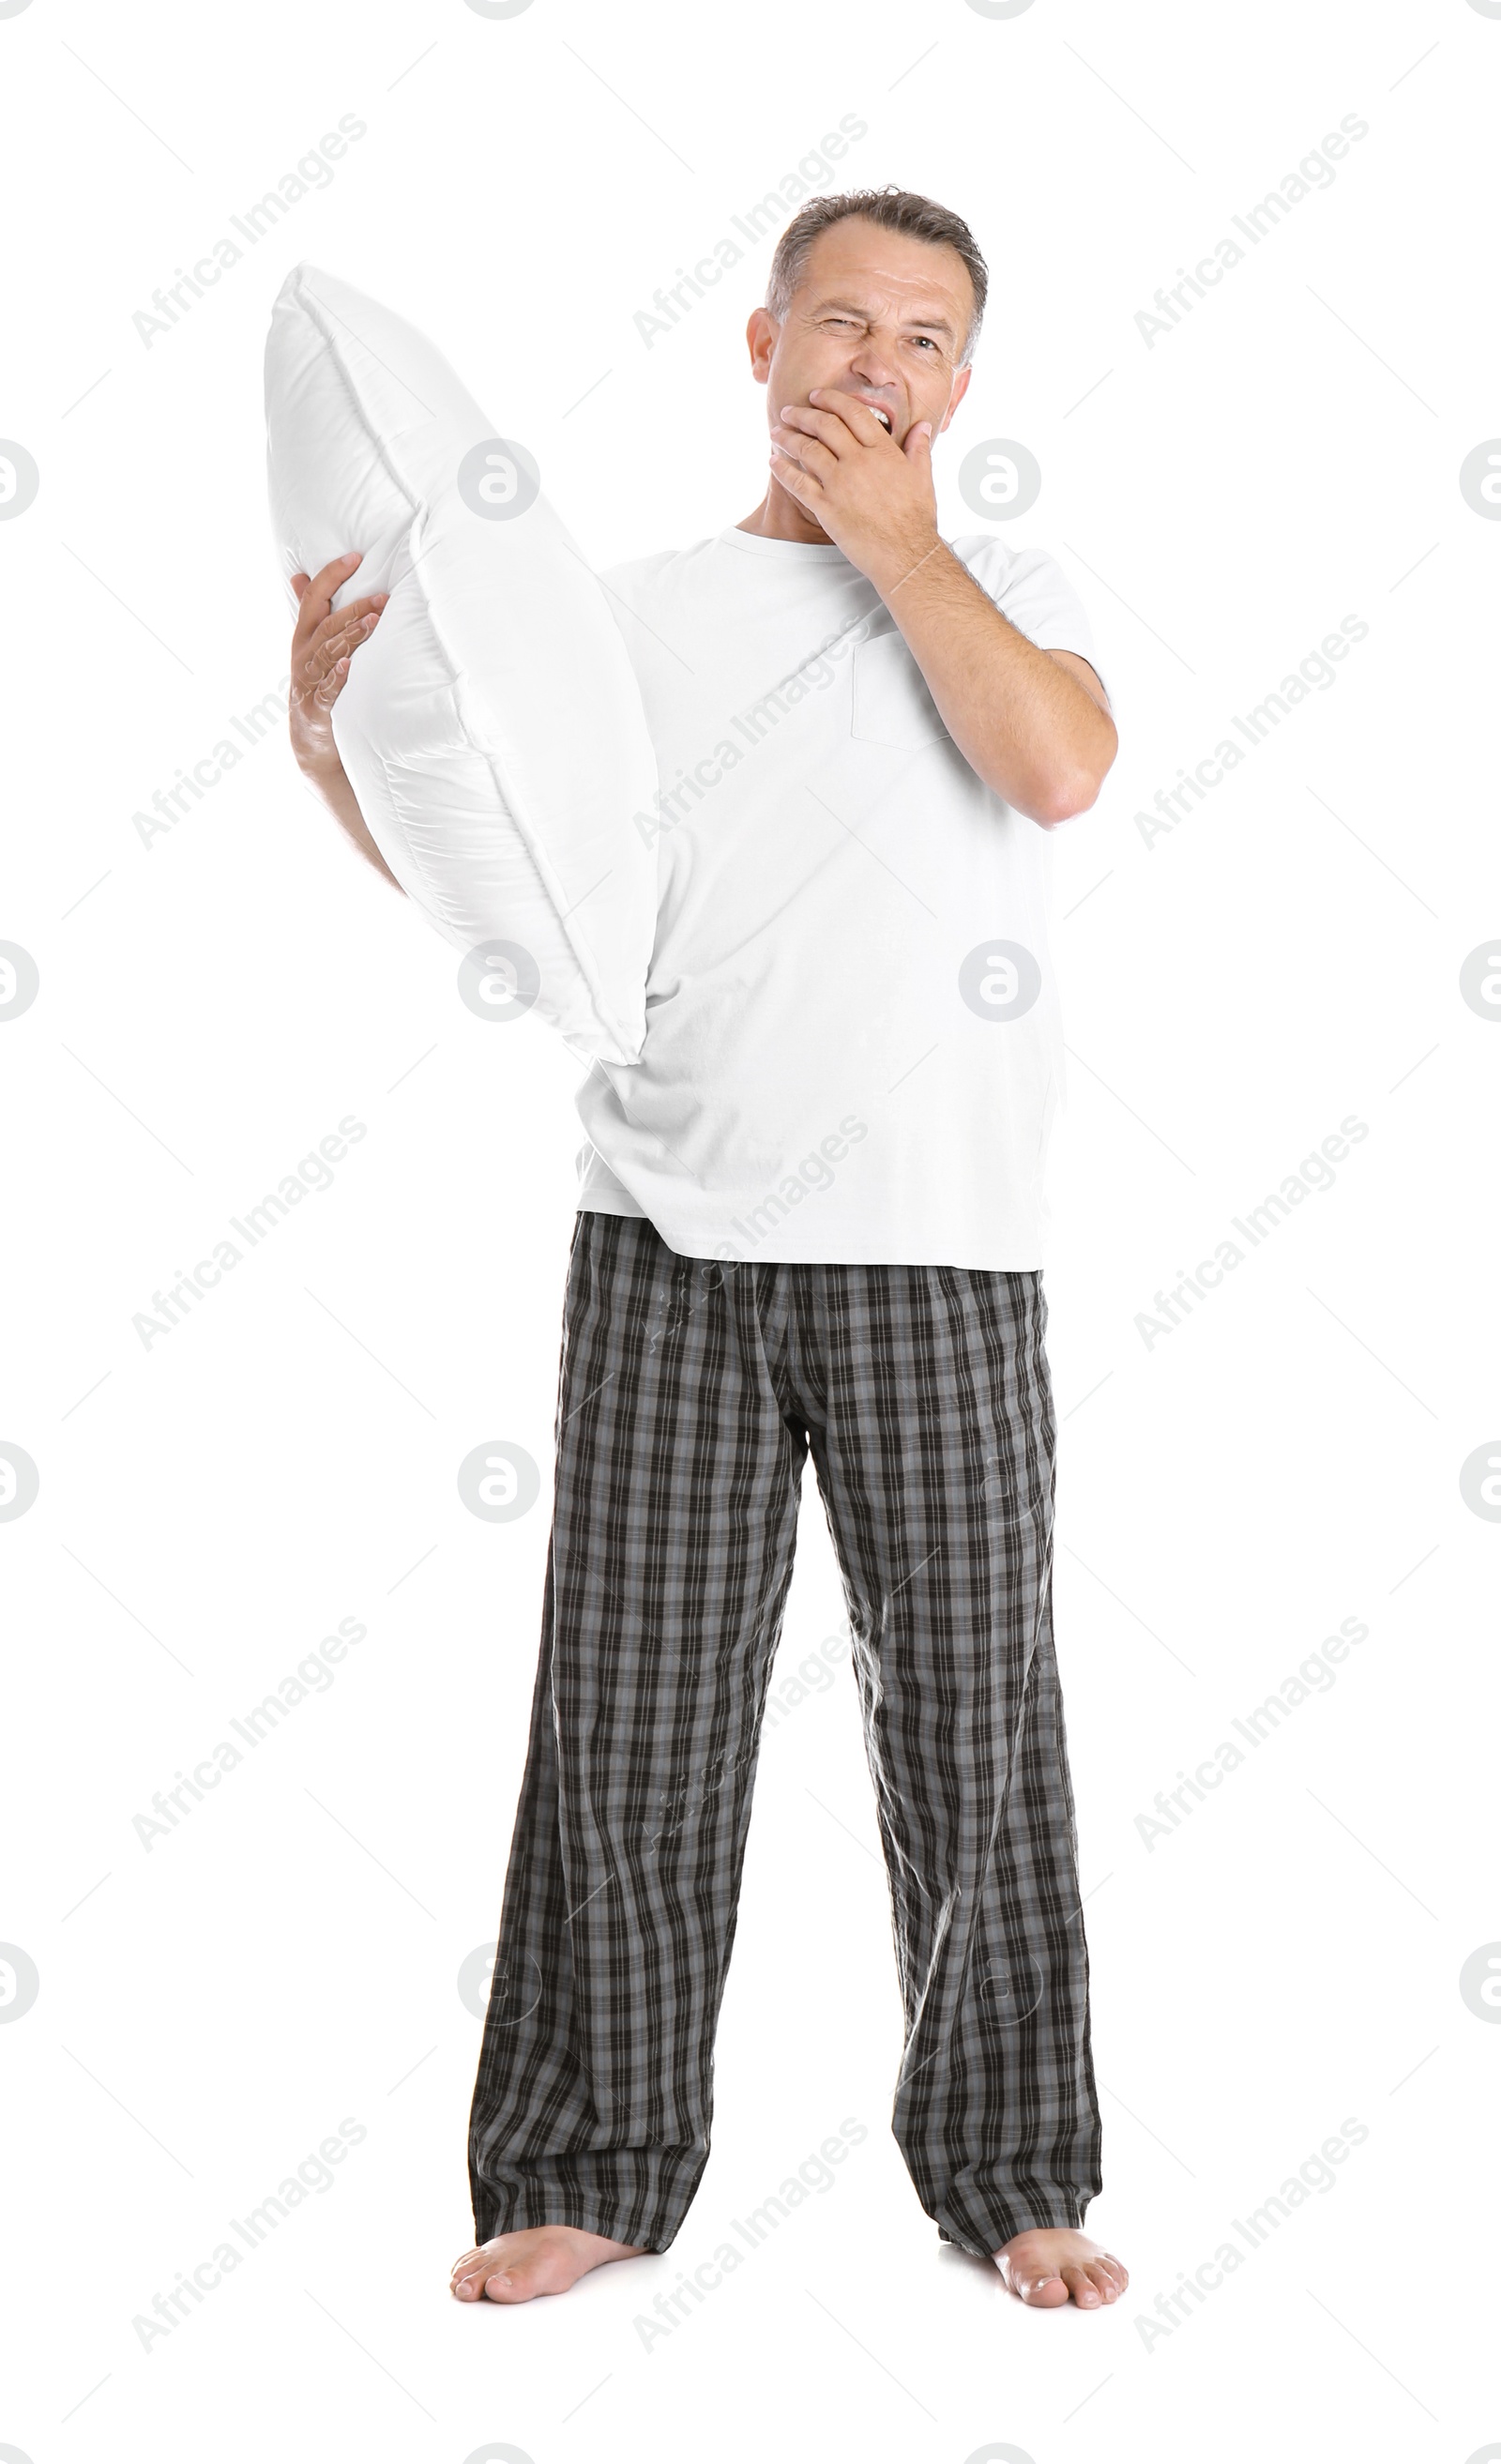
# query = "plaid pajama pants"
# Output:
<box><xmin>467</xmin><ymin>1209</ymin><xmax>1102</xmax><ymax>2259</ymax></box>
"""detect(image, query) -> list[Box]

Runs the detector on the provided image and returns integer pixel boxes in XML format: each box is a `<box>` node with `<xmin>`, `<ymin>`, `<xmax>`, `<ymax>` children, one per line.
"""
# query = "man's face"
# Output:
<box><xmin>748</xmin><ymin>217</ymin><xmax>976</xmax><ymax>454</ymax></box>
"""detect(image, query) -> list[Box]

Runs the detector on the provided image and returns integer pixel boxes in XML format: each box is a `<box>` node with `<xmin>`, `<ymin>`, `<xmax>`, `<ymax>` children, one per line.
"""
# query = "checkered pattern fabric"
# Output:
<box><xmin>468</xmin><ymin>1209</ymin><xmax>1102</xmax><ymax>2259</ymax></box>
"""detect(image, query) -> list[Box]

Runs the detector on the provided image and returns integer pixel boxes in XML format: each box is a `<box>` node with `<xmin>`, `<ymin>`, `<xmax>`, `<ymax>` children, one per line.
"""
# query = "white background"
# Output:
<box><xmin>2</xmin><ymin>1</ymin><xmax>1497</xmax><ymax>2458</ymax></box>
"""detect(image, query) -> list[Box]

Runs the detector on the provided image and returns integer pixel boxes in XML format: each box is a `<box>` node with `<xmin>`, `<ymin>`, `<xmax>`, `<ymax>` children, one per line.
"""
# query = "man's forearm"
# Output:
<box><xmin>299</xmin><ymin>756</ymin><xmax>405</xmax><ymax>893</ymax></box>
<box><xmin>870</xmin><ymin>539</ymin><xmax>1116</xmax><ymax>826</ymax></box>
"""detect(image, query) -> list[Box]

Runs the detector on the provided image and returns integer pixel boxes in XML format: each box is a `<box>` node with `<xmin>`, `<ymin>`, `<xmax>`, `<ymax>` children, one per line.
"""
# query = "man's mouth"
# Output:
<box><xmin>868</xmin><ymin>405</ymin><xmax>894</xmax><ymax>433</ymax></box>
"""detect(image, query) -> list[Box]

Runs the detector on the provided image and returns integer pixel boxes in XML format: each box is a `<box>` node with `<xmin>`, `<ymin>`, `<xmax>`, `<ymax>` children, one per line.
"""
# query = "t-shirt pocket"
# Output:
<box><xmin>850</xmin><ymin>629</ymin><xmax>949</xmax><ymax>749</ymax></box>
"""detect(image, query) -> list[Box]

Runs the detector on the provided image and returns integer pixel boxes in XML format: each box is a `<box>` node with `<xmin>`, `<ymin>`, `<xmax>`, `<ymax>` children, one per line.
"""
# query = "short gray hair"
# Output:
<box><xmin>766</xmin><ymin>187</ymin><xmax>989</xmax><ymax>368</ymax></box>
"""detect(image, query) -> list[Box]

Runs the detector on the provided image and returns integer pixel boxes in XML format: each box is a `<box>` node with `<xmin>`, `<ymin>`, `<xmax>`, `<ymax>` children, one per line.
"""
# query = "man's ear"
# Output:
<box><xmin>937</xmin><ymin>362</ymin><xmax>974</xmax><ymax>436</ymax></box>
<box><xmin>745</xmin><ymin>307</ymin><xmax>778</xmax><ymax>382</ymax></box>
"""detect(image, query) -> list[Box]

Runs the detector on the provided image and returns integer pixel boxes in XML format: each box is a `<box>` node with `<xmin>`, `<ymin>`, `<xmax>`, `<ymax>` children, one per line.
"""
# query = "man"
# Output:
<box><xmin>288</xmin><ymin>188</ymin><xmax>1126</xmax><ymax>2314</ymax></box>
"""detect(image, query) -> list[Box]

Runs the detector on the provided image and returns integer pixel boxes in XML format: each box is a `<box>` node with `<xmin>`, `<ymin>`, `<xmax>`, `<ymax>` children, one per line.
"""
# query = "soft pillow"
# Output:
<box><xmin>264</xmin><ymin>261</ymin><xmax>658</xmax><ymax>1064</ymax></box>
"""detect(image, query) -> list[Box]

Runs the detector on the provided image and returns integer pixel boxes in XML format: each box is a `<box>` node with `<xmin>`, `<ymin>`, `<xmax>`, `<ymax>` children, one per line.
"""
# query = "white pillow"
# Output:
<box><xmin>264</xmin><ymin>261</ymin><xmax>658</xmax><ymax>1064</ymax></box>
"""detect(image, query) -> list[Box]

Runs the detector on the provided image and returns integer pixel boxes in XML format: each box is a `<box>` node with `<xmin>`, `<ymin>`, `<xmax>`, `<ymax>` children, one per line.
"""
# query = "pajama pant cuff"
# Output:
<box><xmin>936</xmin><ymin>2189</ymin><xmax>1091</xmax><ymax>2259</ymax></box>
<box><xmin>472</xmin><ymin>2195</ymin><xmax>679</xmax><ymax>2255</ymax></box>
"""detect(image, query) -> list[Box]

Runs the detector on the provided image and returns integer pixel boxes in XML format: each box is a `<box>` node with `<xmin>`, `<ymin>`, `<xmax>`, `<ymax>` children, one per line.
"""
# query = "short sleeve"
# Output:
<box><xmin>951</xmin><ymin>533</ymin><xmax>1113</xmax><ymax>712</ymax></box>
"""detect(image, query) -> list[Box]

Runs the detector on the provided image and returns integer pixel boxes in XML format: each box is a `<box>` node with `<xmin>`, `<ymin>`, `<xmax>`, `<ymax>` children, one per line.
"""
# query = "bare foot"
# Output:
<box><xmin>450</xmin><ymin>2224</ymin><xmax>646</xmax><ymax>2305</ymax></box>
<box><xmin>993</xmin><ymin>2228</ymin><xmax>1128</xmax><ymax>2310</ymax></box>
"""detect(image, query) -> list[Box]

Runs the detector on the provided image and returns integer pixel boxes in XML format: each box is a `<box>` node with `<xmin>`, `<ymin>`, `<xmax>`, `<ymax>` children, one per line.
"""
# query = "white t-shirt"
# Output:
<box><xmin>574</xmin><ymin>525</ymin><xmax>1106</xmax><ymax>1269</ymax></box>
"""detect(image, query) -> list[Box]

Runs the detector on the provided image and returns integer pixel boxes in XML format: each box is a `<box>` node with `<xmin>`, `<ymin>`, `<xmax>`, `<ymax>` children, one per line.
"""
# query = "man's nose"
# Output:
<box><xmin>850</xmin><ymin>340</ymin><xmax>899</xmax><ymax>385</ymax></box>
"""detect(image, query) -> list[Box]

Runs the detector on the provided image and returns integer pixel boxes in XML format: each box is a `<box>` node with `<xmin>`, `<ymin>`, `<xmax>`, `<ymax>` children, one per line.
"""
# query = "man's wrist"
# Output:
<box><xmin>295</xmin><ymin>743</ymin><xmax>346</xmax><ymax>783</ymax></box>
<box><xmin>863</xmin><ymin>525</ymin><xmax>947</xmax><ymax>604</ymax></box>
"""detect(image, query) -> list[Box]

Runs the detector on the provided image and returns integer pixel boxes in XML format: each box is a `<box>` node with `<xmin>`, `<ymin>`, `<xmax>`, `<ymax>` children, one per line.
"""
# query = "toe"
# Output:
<box><xmin>1060</xmin><ymin>2263</ymin><xmax>1101</xmax><ymax>2308</ymax></box>
<box><xmin>1084</xmin><ymin>2260</ymin><xmax>1120</xmax><ymax>2304</ymax></box>
<box><xmin>1016</xmin><ymin>2272</ymin><xmax>1069</xmax><ymax>2307</ymax></box>
<box><xmin>452</xmin><ymin>2239</ymin><xmax>508</xmax><ymax>2300</ymax></box>
<box><xmin>484</xmin><ymin>2246</ymin><xmax>584</xmax><ymax>2303</ymax></box>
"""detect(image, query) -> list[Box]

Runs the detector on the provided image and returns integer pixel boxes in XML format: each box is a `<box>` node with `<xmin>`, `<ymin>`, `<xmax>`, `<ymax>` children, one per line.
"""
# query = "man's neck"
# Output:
<box><xmin>735</xmin><ymin>484</ymin><xmax>838</xmax><ymax>547</ymax></box>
